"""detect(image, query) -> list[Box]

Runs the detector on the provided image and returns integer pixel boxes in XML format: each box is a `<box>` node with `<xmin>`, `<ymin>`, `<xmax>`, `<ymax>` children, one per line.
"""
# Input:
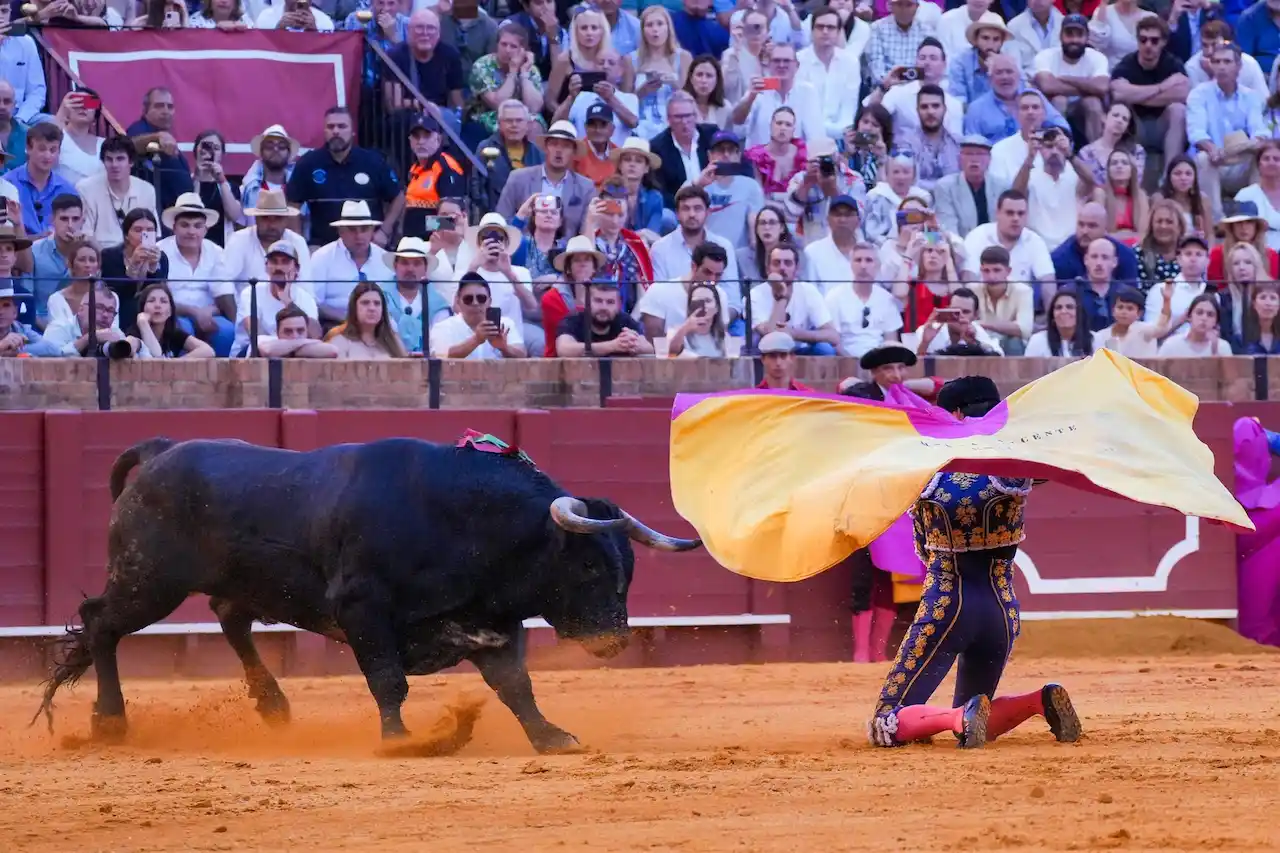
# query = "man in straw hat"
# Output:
<box><xmin>382</xmin><ymin>236</ymin><xmax>451</xmax><ymax>355</ymax></box>
<box><xmin>233</xmin><ymin>240</ymin><xmax>321</xmax><ymax>356</ymax></box>
<box><xmin>466</xmin><ymin>210</ymin><xmax>543</xmax><ymax>356</ymax></box>
<box><xmin>240</xmin><ymin>124</ymin><xmax>299</xmax><ymax>225</ymax></box>
<box><xmin>947</xmin><ymin>18</ymin><xmax>1015</xmax><ymax>102</ymax></box>
<box><xmin>496</xmin><ymin>119</ymin><xmax>597</xmax><ymax>235</ymax></box>
<box><xmin>310</xmin><ymin>199</ymin><xmax>394</xmax><ymax>330</ymax></box>
<box><xmin>159</xmin><ymin>192</ymin><xmax>236</xmax><ymax>356</ymax></box>
<box><xmin>215</xmin><ymin>188</ymin><xmax>311</xmax><ymax>296</ymax></box>
<box><xmin>934</xmin><ymin>0</ymin><xmax>1002</xmax><ymax>67</ymax></box>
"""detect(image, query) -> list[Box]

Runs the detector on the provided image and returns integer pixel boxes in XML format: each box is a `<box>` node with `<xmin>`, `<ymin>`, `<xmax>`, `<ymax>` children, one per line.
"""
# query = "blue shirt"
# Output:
<box><xmin>1187</xmin><ymin>81</ymin><xmax>1266</xmax><ymax>147</ymax></box>
<box><xmin>1072</xmin><ymin>281</ymin><xmax>1118</xmax><ymax>332</ymax></box>
<box><xmin>671</xmin><ymin>10</ymin><xmax>729</xmax><ymax>58</ymax></box>
<box><xmin>29</xmin><ymin>236</ymin><xmax>68</xmax><ymax>323</ymax></box>
<box><xmin>3</xmin><ymin>318</ymin><xmax>59</xmax><ymax>356</ymax></box>
<box><xmin>947</xmin><ymin>48</ymin><xmax>995</xmax><ymax>104</ymax></box>
<box><xmin>0</xmin><ymin>36</ymin><xmax>45</xmax><ymax>124</ymax></box>
<box><xmin>1</xmin><ymin>120</ymin><xmax>27</xmax><ymax>174</ymax></box>
<box><xmin>6</xmin><ymin>165</ymin><xmax>77</xmax><ymax>237</ymax></box>
<box><xmin>1238</xmin><ymin>0</ymin><xmax>1280</xmax><ymax>75</ymax></box>
<box><xmin>963</xmin><ymin>89</ymin><xmax>1069</xmax><ymax>145</ymax></box>
<box><xmin>1051</xmin><ymin>235</ymin><xmax>1139</xmax><ymax>290</ymax></box>
<box><xmin>125</xmin><ymin>117</ymin><xmax>194</xmax><ymax>216</ymax></box>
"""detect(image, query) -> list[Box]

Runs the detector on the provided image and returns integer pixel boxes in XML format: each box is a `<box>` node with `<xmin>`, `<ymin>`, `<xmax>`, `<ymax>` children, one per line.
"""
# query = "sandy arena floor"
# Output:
<box><xmin>2</xmin><ymin>617</ymin><xmax>1279</xmax><ymax>853</ymax></box>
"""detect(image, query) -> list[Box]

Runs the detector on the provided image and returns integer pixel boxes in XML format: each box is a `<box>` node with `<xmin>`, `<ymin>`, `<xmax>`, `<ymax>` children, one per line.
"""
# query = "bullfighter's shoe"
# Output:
<box><xmin>1042</xmin><ymin>683</ymin><xmax>1083</xmax><ymax>743</ymax></box>
<box><xmin>957</xmin><ymin>694</ymin><xmax>991</xmax><ymax>749</ymax></box>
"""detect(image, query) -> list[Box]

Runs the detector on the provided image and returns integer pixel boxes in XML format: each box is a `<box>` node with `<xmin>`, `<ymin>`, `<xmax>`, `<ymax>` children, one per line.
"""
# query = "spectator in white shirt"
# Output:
<box><xmin>1187</xmin><ymin>21</ymin><xmax>1267</xmax><ymax>94</ymax></box>
<box><xmin>826</xmin><ymin>240</ymin><xmax>903</xmax><ymax>357</ymax></box>
<box><xmin>795</xmin><ymin>6</ymin><xmax>862</xmax><ymax>140</ymax></box>
<box><xmin>189</xmin><ymin>0</ymin><xmax>256</xmax><ymax>29</ymax></box>
<box><xmin>1096</xmin><ymin>284</ymin><xmax>1172</xmax><ymax>357</ymax></box>
<box><xmin>649</xmin><ymin>185</ymin><xmax>742</xmax><ymax>318</ymax></box>
<box><xmin>158</xmin><ymin>192</ymin><xmax>235</xmax><ymax>356</ymax></box>
<box><xmin>914</xmin><ymin>286</ymin><xmax>1004</xmax><ymax>354</ymax></box>
<box><xmin>1010</xmin><ymin>125</ymin><xmax>1094</xmax><ymax>248</ymax></box>
<box><xmin>42</xmin><ymin>280</ymin><xmax>143</xmax><ymax>358</ymax></box>
<box><xmin>215</xmin><ymin>189</ymin><xmax>312</xmax><ymax>297</ymax></box>
<box><xmin>1007</xmin><ymin>0</ymin><xmax>1063</xmax><ymax>73</ymax></box>
<box><xmin>969</xmin><ymin>244</ymin><xmax>1034</xmax><ymax>354</ymax></box>
<box><xmin>805</xmin><ymin>193</ymin><xmax>865</xmax><ymax>294</ymax></box>
<box><xmin>256</xmin><ymin>0</ymin><xmax>334</xmax><ymax>31</ymax></box>
<box><xmin>1157</xmin><ymin>293</ymin><xmax>1233</xmax><ymax>356</ymax></box>
<box><xmin>258</xmin><ymin>304</ymin><xmax>338</xmax><ymax>359</ymax></box>
<box><xmin>636</xmin><ymin>241</ymin><xmax>732</xmax><ymax>341</ymax></box>
<box><xmin>233</xmin><ymin>240</ymin><xmax>320</xmax><ymax>355</ymax></box>
<box><xmin>864</xmin><ymin>39</ymin><xmax>964</xmax><ymax>138</ymax></box>
<box><xmin>430</xmin><ymin>272</ymin><xmax>526</xmax><ymax>359</ymax></box>
<box><xmin>748</xmin><ymin>243</ymin><xmax>839</xmax><ymax>354</ymax></box>
<box><xmin>464</xmin><ymin>212</ymin><xmax>541</xmax><ymax>356</ymax></box>
<box><xmin>76</xmin><ymin>136</ymin><xmax>158</xmax><ymax>251</ymax></box>
<box><xmin>1147</xmin><ymin>234</ymin><xmax>1209</xmax><ymax>333</ymax></box>
<box><xmin>731</xmin><ymin>41</ymin><xmax>826</xmax><ymax>147</ymax></box>
<box><xmin>963</xmin><ymin>188</ymin><xmax>1057</xmax><ymax>308</ymax></box>
<box><xmin>309</xmin><ymin>199</ymin><xmax>395</xmax><ymax>330</ymax></box>
<box><xmin>1032</xmin><ymin>14</ymin><xmax>1110</xmax><ymax>144</ymax></box>
<box><xmin>863</xmin><ymin>153</ymin><xmax>930</xmax><ymax>244</ymax></box>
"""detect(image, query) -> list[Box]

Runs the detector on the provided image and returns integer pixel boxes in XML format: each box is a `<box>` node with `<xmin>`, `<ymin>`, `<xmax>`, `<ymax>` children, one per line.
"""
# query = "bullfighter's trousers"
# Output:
<box><xmin>868</xmin><ymin>545</ymin><xmax>1021</xmax><ymax>743</ymax></box>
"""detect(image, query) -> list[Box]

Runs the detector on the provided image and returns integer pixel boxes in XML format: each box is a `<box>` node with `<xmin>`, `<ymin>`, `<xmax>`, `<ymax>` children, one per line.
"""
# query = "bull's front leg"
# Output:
<box><xmin>334</xmin><ymin>591</ymin><xmax>411</xmax><ymax>739</ymax></box>
<box><xmin>469</xmin><ymin>624</ymin><xmax>582</xmax><ymax>754</ymax></box>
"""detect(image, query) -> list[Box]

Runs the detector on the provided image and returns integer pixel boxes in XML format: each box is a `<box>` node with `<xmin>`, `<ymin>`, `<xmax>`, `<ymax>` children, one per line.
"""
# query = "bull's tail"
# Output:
<box><xmin>29</xmin><ymin>597</ymin><xmax>104</xmax><ymax>732</ymax></box>
<box><xmin>109</xmin><ymin>437</ymin><xmax>177</xmax><ymax>501</ymax></box>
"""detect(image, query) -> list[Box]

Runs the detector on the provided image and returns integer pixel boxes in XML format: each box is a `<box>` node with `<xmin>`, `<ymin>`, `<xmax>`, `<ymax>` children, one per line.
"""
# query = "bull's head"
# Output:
<box><xmin>543</xmin><ymin>496</ymin><xmax>701</xmax><ymax>657</ymax></box>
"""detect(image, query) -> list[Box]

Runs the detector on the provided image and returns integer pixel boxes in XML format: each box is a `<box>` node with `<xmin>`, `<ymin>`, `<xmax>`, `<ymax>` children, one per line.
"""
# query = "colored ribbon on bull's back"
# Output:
<box><xmin>669</xmin><ymin>350</ymin><xmax>1254</xmax><ymax>583</ymax></box>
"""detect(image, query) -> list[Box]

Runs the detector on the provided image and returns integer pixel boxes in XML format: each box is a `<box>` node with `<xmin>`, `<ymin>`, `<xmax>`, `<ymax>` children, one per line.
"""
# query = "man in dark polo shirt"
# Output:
<box><xmin>553</xmin><ymin>279</ymin><xmax>653</xmax><ymax>357</ymax></box>
<box><xmin>286</xmin><ymin>106</ymin><xmax>403</xmax><ymax>249</ymax></box>
<box><xmin>756</xmin><ymin>331</ymin><xmax>812</xmax><ymax>391</ymax></box>
<box><xmin>127</xmin><ymin>87</ymin><xmax>194</xmax><ymax>220</ymax></box>
<box><xmin>385</xmin><ymin>8</ymin><xmax>466</xmax><ymax>111</ymax></box>
<box><xmin>1109</xmin><ymin>15</ymin><xmax>1189</xmax><ymax>171</ymax></box>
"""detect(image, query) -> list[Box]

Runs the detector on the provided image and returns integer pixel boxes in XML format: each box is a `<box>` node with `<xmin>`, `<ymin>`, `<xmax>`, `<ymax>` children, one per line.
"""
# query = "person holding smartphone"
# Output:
<box><xmin>100</xmin><ymin>208</ymin><xmax>168</xmax><ymax>323</ymax></box>
<box><xmin>190</xmin><ymin>130</ymin><xmax>242</xmax><ymax>247</ymax></box>
<box><xmin>691</xmin><ymin>130</ymin><xmax>764</xmax><ymax>249</ymax></box>
<box><xmin>430</xmin><ymin>272</ymin><xmax>526</xmax><ymax>359</ymax></box>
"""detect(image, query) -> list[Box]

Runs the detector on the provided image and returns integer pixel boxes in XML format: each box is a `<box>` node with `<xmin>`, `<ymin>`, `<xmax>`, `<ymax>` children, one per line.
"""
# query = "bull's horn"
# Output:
<box><xmin>622</xmin><ymin>513</ymin><xmax>703</xmax><ymax>552</ymax></box>
<box><xmin>550</xmin><ymin>496</ymin><xmax>627</xmax><ymax>534</ymax></box>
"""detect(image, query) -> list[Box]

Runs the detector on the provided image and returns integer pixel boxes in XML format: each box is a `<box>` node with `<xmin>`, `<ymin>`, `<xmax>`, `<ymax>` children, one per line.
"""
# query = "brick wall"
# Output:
<box><xmin>0</xmin><ymin>356</ymin><xmax>1268</xmax><ymax>410</ymax></box>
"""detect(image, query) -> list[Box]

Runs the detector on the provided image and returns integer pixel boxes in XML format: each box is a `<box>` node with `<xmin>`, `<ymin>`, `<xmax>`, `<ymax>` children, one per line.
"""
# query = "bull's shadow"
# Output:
<box><xmin>33</xmin><ymin>436</ymin><xmax>701</xmax><ymax>754</ymax></box>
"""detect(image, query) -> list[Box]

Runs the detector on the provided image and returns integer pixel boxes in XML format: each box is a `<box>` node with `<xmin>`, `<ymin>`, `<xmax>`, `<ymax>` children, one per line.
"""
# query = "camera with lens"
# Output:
<box><xmin>96</xmin><ymin>339</ymin><xmax>134</xmax><ymax>360</ymax></box>
<box><xmin>818</xmin><ymin>155</ymin><xmax>836</xmax><ymax>177</ymax></box>
<box><xmin>901</xmin><ymin>67</ymin><xmax>920</xmax><ymax>82</ymax></box>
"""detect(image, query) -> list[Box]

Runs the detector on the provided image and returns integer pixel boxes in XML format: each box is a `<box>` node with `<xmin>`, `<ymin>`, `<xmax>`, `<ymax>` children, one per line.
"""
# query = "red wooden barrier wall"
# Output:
<box><xmin>0</xmin><ymin>403</ymin><xmax>1258</xmax><ymax>680</ymax></box>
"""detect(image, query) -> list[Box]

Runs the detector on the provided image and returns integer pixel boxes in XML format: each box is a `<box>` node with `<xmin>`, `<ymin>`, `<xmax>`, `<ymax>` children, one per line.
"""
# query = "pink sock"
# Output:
<box><xmin>987</xmin><ymin>690</ymin><xmax>1045</xmax><ymax>739</ymax></box>
<box><xmin>852</xmin><ymin>612</ymin><xmax>873</xmax><ymax>663</ymax></box>
<box><xmin>892</xmin><ymin>704</ymin><xmax>963</xmax><ymax>743</ymax></box>
<box><xmin>869</xmin><ymin>605</ymin><xmax>897</xmax><ymax>662</ymax></box>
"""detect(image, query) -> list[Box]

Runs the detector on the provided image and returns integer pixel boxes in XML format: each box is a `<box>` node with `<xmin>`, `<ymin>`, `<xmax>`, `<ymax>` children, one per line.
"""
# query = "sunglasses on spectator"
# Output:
<box><xmin>1137</xmin><ymin>35</ymin><xmax>1164</xmax><ymax>44</ymax></box>
<box><xmin>861</xmin><ymin>306</ymin><xmax>870</xmax><ymax>328</ymax></box>
<box><xmin>461</xmin><ymin>293</ymin><xmax>489</xmax><ymax>305</ymax></box>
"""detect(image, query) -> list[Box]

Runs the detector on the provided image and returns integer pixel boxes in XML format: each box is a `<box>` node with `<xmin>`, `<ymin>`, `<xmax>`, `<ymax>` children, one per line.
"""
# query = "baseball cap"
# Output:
<box><xmin>409</xmin><ymin>113</ymin><xmax>443</xmax><ymax>133</ymax></box>
<box><xmin>959</xmin><ymin>134</ymin><xmax>993</xmax><ymax>149</ymax></box>
<box><xmin>710</xmin><ymin>130</ymin><xmax>742</xmax><ymax>149</ymax></box>
<box><xmin>1062</xmin><ymin>13</ymin><xmax>1088</xmax><ymax>31</ymax></box>
<box><xmin>1179</xmin><ymin>234</ymin><xmax>1210</xmax><ymax>252</ymax></box>
<box><xmin>265</xmin><ymin>240</ymin><xmax>299</xmax><ymax>260</ymax></box>
<box><xmin>585</xmin><ymin>103</ymin><xmax>614</xmax><ymax>124</ymax></box>
<box><xmin>829</xmin><ymin>194</ymin><xmax>861</xmax><ymax>215</ymax></box>
<box><xmin>758</xmin><ymin>331</ymin><xmax>796</xmax><ymax>355</ymax></box>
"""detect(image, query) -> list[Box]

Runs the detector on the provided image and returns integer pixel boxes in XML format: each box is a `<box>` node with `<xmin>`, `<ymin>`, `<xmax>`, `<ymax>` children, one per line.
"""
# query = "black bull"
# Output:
<box><xmin>33</xmin><ymin>436</ymin><xmax>702</xmax><ymax>754</ymax></box>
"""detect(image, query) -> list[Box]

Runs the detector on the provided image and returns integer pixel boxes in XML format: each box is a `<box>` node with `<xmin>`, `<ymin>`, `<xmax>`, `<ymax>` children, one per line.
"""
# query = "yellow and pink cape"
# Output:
<box><xmin>669</xmin><ymin>350</ymin><xmax>1254</xmax><ymax>583</ymax></box>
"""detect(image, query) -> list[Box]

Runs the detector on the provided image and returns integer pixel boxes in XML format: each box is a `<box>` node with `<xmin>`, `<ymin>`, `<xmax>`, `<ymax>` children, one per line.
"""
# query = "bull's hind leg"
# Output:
<box><xmin>210</xmin><ymin>597</ymin><xmax>290</xmax><ymax>726</ymax></box>
<box><xmin>469</xmin><ymin>625</ymin><xmax>581</xmax><ymax>754</ymax></box>
<box><xmin>84</xmin><ymin>578</ymin><xmax>189</xmax><ymax>741</ymax></box>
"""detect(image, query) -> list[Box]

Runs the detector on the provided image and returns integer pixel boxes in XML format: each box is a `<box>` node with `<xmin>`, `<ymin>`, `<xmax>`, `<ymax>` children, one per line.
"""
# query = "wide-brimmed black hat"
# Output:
<box><xmin>859</xmin><ymin>344</ymin><xmax>917</xmax><ymax>370</ymax></box>
<box><xmin>937</xmin><ymin>375</ymin><xmax>1001</xmax><ymax>414</ymax></box>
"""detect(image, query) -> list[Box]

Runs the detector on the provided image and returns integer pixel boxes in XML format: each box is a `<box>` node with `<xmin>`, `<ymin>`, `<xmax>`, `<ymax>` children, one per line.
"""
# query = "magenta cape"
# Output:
<box><xmin>1234</xmin><ymin>417</ymin><xmax>1280</xmax><ymax>647</ymax></box>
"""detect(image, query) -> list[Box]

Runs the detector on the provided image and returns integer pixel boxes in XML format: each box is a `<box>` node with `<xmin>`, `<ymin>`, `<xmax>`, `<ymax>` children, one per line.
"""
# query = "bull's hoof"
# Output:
<box><xmin>90</xmin><ymin>712</ymin><xmax>127</xmax><ymax>744</ymax></box>
<box><xmin>255</xmin><ymin>695</ymin><xmax>291</xmax><ymax>727</ymax></box>
<box><xmin>380</xmin><ymin>720</ymin><xmax>410</xmax><ymax>740</ymax></box>
<box><xmin>531</xmin><ymin>726</ymin><xmax>584</xmax><ymax>755</ymax></box>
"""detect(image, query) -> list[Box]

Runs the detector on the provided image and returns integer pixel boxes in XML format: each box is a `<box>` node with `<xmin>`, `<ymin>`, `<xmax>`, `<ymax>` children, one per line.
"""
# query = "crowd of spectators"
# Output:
<box><xmin>5</xmin><ymin>0</ymin><xmax>1280</xmax><ymax>363</ymax></box>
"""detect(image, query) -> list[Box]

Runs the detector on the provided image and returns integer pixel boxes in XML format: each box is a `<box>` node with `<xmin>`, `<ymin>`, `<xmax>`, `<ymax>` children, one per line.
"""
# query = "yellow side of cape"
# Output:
<box><xmin>669</xmin><ymin>351</ymin><xmax>1252</xmax><ymax>583</ymax></box>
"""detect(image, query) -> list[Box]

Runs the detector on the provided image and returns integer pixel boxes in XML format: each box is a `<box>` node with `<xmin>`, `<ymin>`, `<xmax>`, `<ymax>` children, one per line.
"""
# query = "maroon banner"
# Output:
<box><xmin>41</xmin><ymin>30</ymin><xmax>365</xmax><ymax>175</ymax></box>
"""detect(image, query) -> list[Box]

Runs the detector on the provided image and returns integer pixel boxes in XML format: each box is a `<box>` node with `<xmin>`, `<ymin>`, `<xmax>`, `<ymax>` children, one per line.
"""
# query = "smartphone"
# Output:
<box><xmin>140</xmin><ymin>231</ymin><xmax>156</xmax><ymax>249</ymax></box>
<box><xmin>76</xmin><ymin>93</ymin><xmax>101</xmax><ymax>110</ymax></box>
<box><xmin>921</xmin><ymin>230</ymin><xmax>946</xmax><ymax>247</ymax></box>
<box><xmin>485</xmin><ymin>306</ymin><xmax>502</xmax><ymax>326</ymax></box>
<box><xmin>714</xmin><ymin>161</ymin><xmax>753</xmax><ymax>177</ymax></box>
<box><xmin>534</xmin><ymin>194</ymin><xmax>560</xmax><ymax>212</ymax></box>
<box><xmin>692</xmin><ymin>298</ymin><xmax>710</xmax><ymax>317</ymax></box>
<box><xmin>896</xmin><ymin>209</ymin><xmax>929</xmax><ymax>227</ymax></box>
<box><xmin>818</xmin><ymin>155</ymin><xmax>836</xmax><ymax>177</ymax></box>
<box><xmin>760</xmin><ymin>77</ymin><xmax>782</xmax><ymax>91</ymax></box>
<box><xmin>601</xmin><ymin>198</ymin><xmax>623</xmax><ymax>215</ymax></box>
<box><xmin>853</xmin><ymin>131</ymin><xmax>876</xmax><ymax>148</ymax></box>
<box><xmin>420</xmin><ymin>214</ymin><xmax>455</xmax><ymax>233</ymax></box>
<box><xmin>576</xmin><ymin>71</ymin><xmax>607</xmax><ymax>91</ymax></box>
<box><xmin>934</xmin><ymin>308</ymin><xmax>962</xmax><ymax>322</ymax></box>
<box><xmin>901</xmin><ymin>67</ymin><xmax>920</xmax><ymax>82</ymax></box>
